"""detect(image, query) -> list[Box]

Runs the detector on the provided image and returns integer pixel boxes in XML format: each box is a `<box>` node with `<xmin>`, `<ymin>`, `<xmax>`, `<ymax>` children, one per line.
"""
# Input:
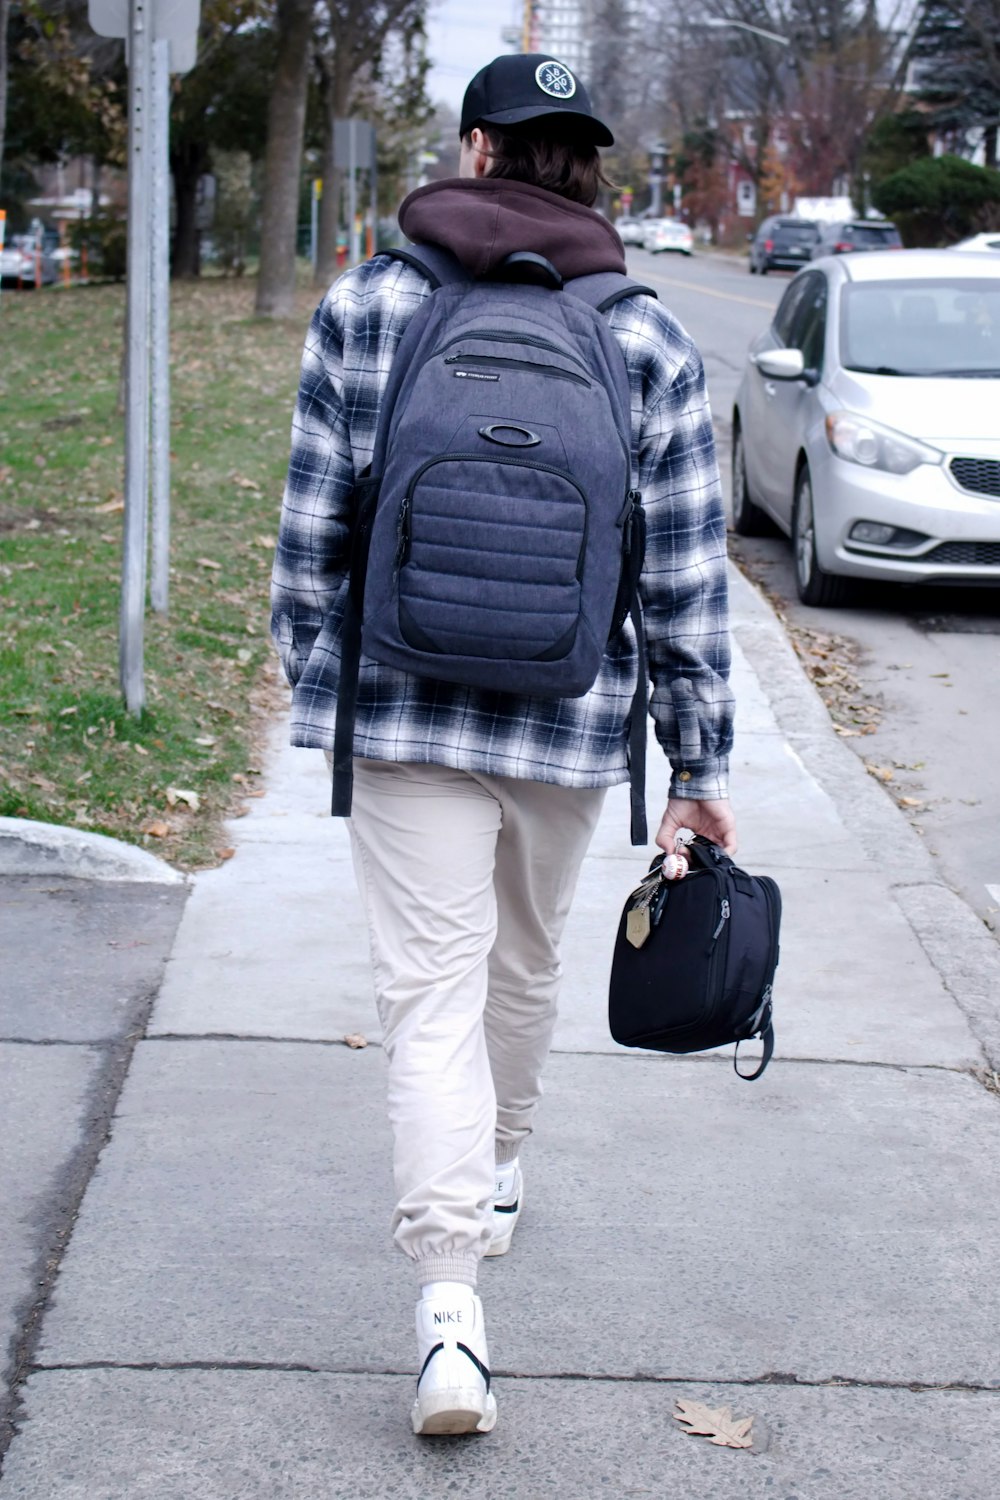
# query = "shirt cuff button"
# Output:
<box><xmin>678</xmin><ymin>770</ymin><xmax>692</xmax><ymax>782</ymax></box>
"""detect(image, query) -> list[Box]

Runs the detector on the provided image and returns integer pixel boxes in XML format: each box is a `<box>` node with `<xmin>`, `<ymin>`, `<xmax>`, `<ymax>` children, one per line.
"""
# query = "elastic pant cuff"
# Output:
<box><xmin>494</xmin><ymin>1141</ymin><xmax>521</xmax><ymax>1166</ymax></box>
<box><xmin>413</xmin><ymin>1253</ymin><xmax>479</xmax><ymax>1289</ymax></box>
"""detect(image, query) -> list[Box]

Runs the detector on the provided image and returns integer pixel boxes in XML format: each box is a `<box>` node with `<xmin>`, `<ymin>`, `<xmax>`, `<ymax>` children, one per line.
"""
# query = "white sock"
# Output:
<box><xmin>494</xmin><ymin>1159</ymin><xmax>519</xmax><ymax>1201</ymax></box>
<box><xmin>420</xmin><ymin>1280</ymin><xmax>474</xmax><ymax>1303</ymax></box>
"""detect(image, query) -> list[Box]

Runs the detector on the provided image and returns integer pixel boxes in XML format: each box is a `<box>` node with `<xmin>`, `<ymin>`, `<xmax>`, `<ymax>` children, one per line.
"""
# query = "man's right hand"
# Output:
<box><xmin>655</xmin><ymin>797</ymin><xmax>737</xmax><ymax>856</ymax></box>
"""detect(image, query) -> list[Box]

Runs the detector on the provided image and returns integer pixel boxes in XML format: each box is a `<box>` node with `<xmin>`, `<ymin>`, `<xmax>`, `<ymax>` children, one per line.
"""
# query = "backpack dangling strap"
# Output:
<box><xmin>624</xmin><ymin>493</ymin><xmax>648</xmax><ymax>846</ymax></box>
<box><xmin>377</xmin><ymin>243</ymin><xmax>471</xmax><ymax>290</ymax></box>
<box><xmin>331</xmin><ymin>476</ymin><xmax>380</xmax><ymax>819</ymax></box>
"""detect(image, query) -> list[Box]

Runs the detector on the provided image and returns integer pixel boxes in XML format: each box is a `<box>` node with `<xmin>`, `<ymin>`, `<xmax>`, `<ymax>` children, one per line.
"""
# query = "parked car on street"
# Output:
<box><xmin>642</xmin><ymin>217</ymin><xmax>694</xmax><ymax>255</ymax></box>
<box><xmin>949</xmin><ymin>233</ymin><xmax>1000</xmax><ymax>253</ymax></box>
<box><xmin>749</xmin><ymin>216</ymin><xmax>820</xmax><ymax>274</ymax></box>
<box><xmin>0</xmin><ymin>235</ymin><xmax>57</xmax><ymax>288</ymax></box>
<box><xmin>810</xmin><ymin>219</ymin><xmax>902</xmax><ymax>258</ymax></box>
<box><xmin>615</xmin><ymin>216</ymin><xmax>647</xmax><ymax>246</ymax></box>
<box><xmin>731</xmin><ymin>249</ymin><xmax>1000</xmax><ymax>605</ymax></box>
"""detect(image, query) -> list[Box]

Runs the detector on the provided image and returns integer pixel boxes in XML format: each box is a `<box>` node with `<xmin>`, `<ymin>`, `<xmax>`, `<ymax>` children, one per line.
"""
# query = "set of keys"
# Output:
<box><xmin>624</xmin><ymin>842</ymin><xmax>691</xmax><ymax>950</ymax></box>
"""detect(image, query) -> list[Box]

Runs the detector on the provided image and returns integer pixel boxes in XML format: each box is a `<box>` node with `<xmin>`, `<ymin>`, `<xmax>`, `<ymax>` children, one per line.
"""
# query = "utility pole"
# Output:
<box><xmin>150</xmin><ymin>37</ymin><xmax>171</xmax><ymax>615</ymax></box>
<box><xmin>120</xmin><ymin>0</ymin><xmax>154</xmax><ymax>713</ymax></box>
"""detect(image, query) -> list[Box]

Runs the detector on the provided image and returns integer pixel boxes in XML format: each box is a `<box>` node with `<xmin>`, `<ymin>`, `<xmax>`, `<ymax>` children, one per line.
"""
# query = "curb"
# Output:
<box><xmin>0</xmin><ymin>818</ymin><xmax>188</xmax><ymax>885</ymax></box>
<box><xmin>729</xmin><ymin>562</ymin><xmax>1000</xmax><ymax>1068</ymax></box>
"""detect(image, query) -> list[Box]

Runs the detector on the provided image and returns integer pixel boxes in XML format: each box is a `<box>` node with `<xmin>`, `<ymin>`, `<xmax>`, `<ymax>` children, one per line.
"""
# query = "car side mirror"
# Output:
<box><xmin>752</xmin><ymin>348</ymin><xmax>806</xmax><ymax>380</ymax></box>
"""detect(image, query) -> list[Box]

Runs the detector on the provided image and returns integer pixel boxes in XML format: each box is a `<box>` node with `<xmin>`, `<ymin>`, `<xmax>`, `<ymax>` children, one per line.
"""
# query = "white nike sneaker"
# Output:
<box><xmin>411</xmin><ymin>1290</ymin><xmax>498</xmax><ymax>1436</ymax></box>
<box><xmin>485</xmin><ymin>1164</ymin><xmax>523</xmax><ymax>1258</ymax></box>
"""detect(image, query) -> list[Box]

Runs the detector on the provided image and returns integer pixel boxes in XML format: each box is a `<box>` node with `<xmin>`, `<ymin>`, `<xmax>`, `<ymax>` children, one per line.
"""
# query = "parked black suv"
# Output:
<box><xmin>810</xmin><ymin>220</ymin><xmax>903</xmax><ymax>257</ymax></box>
<box><xmin>749</xmin><ymin>216</ymin><xmax>820</xmax><ymax>274</ymax></box>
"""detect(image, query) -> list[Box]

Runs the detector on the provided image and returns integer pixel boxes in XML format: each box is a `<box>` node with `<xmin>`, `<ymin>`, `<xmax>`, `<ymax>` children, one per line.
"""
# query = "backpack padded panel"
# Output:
<box><xmin>361</xmin><ymin>279</ymin><xmax>634</xmax><ymax>698</ymax></box>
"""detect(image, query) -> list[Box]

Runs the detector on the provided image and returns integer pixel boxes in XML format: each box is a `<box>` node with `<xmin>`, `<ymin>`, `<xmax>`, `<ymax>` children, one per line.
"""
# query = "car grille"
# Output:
<box><xmin>924</xmin><ymin>541</ymin><xmax>1000</xmax><ymax>567</ymax></box>
<box><xmin>950</xmin><ymin>458</ymin><xmax>1000</xmax><ymax>498</ymax></box>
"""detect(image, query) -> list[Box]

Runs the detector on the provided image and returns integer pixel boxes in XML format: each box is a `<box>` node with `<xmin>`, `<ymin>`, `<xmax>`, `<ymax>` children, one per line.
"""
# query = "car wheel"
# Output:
<box><xmin>749</xmin><ymin>260</ymin><xmax>757</xmax><ymax>274</ymax></box>
<box><xmin>792</xmin><ymin>466</ymin><xmax>852</xmax><ymax>607</ymax></box>
<box><xmin>759</xmin><ymin>263</ymin><xmax>768</xmax><ymax>276</ymax></box>
<box><xmin>731</xmin><ymin>424</ymin><xmax>770</xmax><ymax>536</ymax></box>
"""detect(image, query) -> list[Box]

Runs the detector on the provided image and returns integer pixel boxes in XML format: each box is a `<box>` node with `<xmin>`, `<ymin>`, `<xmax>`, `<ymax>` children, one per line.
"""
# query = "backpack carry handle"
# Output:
<box><xmin>492</xmin><ymin>251</ymin><xmax>564</xmax><ymax>289</ymax></box>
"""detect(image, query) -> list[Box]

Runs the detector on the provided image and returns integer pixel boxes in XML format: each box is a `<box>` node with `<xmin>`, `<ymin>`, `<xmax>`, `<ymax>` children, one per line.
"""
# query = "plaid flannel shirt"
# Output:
<box><xmin>271</xmin><ymin>256</ymin><xmax>734</xmax><ymax>800</ymax></box>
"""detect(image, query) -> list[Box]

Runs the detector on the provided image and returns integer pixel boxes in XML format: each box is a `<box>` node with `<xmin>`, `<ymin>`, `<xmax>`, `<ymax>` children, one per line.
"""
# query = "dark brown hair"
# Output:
<box><xmin>466</xmin><ymin>121</ymin><xmax>617</xmax><ymax>207</ymax></box>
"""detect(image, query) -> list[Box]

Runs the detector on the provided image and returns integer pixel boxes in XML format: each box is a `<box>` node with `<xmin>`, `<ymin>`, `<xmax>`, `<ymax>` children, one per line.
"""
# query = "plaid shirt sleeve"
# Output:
<box><xmin>270</xmin><ymin>261</ymin><xmax>428</xmax><ymax>685</ymax></box>
<box><xmin>609</xmin><ymin>294</ymin><xmax>735</xmax><ymax>801</ymax></box>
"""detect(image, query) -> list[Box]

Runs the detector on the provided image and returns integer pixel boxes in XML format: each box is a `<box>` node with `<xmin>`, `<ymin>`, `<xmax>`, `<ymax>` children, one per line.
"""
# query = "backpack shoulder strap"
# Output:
<box><xmin>566</xmin><ymin>268</ymin><xmax>656</xmax><ymax>847</ymax></box>
<box><xmin>377</xmin><ymin>243</ymin><xmax>471</xmax><ymax>290</ymax></box>
<box><xmin>564</xmin><ymin>272</ymin><xmax>657</xmax><ymax>314</ymax></box>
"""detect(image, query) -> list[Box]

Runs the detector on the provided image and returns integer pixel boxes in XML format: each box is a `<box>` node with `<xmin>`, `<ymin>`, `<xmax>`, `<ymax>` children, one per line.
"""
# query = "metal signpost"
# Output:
<box><xmin>89</xmin><ymin>0</ymin><xmax>200</xmax><ymax>713</ymax></box>
<box><xmin>334</xmin><ymin>119</ymin><xmax>376</xmax><ymax>268</ymax></box>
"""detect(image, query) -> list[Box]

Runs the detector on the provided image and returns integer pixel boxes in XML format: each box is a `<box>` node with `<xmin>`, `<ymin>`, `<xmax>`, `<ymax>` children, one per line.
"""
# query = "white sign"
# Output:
<box><xmin>89</xmin><ymin>0</ymin><xmax>200</xmax><ymax>71</ymax></box>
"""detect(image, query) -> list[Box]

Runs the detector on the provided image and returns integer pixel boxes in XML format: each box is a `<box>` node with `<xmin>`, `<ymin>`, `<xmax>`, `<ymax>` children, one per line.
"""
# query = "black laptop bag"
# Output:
<box><xmin>608</xmin><ymin>836</ymin><xmax>781</xmax><ymax>1080</ymax></box>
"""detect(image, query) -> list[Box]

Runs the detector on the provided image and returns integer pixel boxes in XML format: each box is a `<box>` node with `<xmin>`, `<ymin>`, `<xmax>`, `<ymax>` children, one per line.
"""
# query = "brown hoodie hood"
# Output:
<box><xmin>398</xmin><ymin>177</ymin><xmax>626</xmax><ymax>281</ymax></box>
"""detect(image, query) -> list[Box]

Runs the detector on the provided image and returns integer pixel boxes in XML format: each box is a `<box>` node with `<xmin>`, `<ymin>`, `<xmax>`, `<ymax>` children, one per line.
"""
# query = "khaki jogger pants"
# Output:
<box><xmin>347</xmin><ymin>758</ymin><xmax>606</xmax><ymax>1287</ymax></box>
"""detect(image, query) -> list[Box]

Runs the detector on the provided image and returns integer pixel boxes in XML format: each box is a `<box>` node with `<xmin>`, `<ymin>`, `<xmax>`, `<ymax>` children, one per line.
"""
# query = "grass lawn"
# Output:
<box><xmin>0</xmin><ymin>275</ymin><xmax>320</xmax><ymax>869</ymax></box>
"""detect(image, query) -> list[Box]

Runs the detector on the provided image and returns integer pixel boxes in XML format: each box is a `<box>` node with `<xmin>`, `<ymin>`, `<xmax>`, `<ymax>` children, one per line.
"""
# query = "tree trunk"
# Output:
<box><xmin>171</xmin><ymin>140</ymin><xmax>207</xmax><ymax>279</ymax></box>
<box><xmin>255</xmin><ymin>0</ymin><xmax>313</xmax><ymax>318</ymax></box>
<box><xmin>0</xmin><ymin>0</ymin><xmax>11</xmax><ymax>185</ymax></box>
<box><xmin>985</xmin><ymin>124</ymin><xmax>998</xmax><ymax>171</ymax></box>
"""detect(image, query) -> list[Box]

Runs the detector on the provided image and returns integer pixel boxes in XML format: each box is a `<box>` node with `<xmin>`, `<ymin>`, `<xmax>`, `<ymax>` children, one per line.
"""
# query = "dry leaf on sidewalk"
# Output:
<box><xmin>673</xmin><ymin>1400</ymin><xmax>754</xmax><ymax>1449</ymax></box>
<box><xmin>343</xmin><ymin>1033</ymin><xmax>368</xmax><ymax>1049</ymax></box>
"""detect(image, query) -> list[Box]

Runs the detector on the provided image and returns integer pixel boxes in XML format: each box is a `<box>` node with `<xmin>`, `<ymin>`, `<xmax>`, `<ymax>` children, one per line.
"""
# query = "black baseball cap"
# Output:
<box><xmin>460</xmin><ymin>54</ymin><xmax>614</xmax><ymax>148</ymax></box>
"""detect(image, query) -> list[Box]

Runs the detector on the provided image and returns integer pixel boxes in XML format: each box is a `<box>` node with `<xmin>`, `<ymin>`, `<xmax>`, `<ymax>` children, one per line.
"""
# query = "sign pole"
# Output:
<box><xmin>348</xmin><ymin>118</ymin><xmax>358</xmax><ymax>266</ymax></box>
<box><xmin>150</xmin><ymin>37</ymin><xmax>171</xmax><ymax>615</ymax></box>
<box><xmin>120</xmin><ymin>0</ymin><xmax>153</xmax><ymax>713</ymax></box>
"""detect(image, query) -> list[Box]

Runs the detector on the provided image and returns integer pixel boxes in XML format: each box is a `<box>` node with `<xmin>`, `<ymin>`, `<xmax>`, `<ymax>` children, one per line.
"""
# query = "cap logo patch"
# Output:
<box><xmin>535</xmin><ymin>61</ymin><xmax>576</xmax><ymax>99</ymax></box>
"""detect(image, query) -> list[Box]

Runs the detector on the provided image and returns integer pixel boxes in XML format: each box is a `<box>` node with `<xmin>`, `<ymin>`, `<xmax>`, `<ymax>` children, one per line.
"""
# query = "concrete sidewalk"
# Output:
<box><xmin>3</xmin><ymin>565</ymin><xmax>1000</xmax><ymax>1498</ymax></box>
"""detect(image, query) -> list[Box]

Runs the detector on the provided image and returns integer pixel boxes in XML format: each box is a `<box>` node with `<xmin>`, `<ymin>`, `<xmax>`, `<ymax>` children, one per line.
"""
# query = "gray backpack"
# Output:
<box><xmin>332</xmin><ymin>244</ymin><xmax>656</xmax><ymax>843</ymax></box>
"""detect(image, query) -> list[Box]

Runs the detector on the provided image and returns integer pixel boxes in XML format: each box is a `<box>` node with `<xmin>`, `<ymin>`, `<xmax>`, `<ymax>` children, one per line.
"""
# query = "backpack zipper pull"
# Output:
<box><xmin>394</xmin><ymin>497</ymin><xmax>410</xmax><ymax>573</ymax></box>
<box><xmin>712</xmin><ymin>899</ymin><xmax>730</xmax><ymax>941</ymax></box>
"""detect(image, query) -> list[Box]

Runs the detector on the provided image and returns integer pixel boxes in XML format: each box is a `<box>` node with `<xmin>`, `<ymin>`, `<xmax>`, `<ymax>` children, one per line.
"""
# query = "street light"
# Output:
<box><xmin>703</xmin><ymin>17</ymin><xmax>790</xmax><ymax>46</ymax></box>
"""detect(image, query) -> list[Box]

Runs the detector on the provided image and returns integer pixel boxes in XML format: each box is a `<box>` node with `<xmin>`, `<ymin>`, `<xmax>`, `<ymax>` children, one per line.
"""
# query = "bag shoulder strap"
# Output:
<box><xmin>564</xmin><ymin>271</ymin><xmax>658</xmax><ymax>314</ymax></box>
<box><xmin>377</xmin><ymin>243</ymin><xmax>471</xmax><ymax>290</ymax></box>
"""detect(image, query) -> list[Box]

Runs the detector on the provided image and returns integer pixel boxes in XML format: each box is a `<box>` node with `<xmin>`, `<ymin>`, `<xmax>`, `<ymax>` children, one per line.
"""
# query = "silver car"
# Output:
<box><xmin>732</xmin><ymin>250</ymin><xmax>1000</xmax><ymax>605</ymax></box>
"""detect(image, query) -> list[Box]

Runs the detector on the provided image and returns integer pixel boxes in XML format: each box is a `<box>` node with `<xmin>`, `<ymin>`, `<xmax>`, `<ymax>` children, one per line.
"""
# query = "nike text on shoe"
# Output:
<box><xmin>411</xmin><ymin>1290</ymin><xmax>498</xmax><ymax>1436</ymax></box>
<box><xmin>485</xmin><ymin>1164</ymin><xmax>523</xmax><ymax>1258</ymax></box>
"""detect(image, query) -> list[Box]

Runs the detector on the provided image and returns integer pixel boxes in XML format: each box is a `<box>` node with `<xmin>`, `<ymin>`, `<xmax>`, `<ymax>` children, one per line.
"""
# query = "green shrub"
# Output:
<box><xmin>873</xmin><ymin>154</ymin><xmax>1000</xmax><ymax>245</ymax></box>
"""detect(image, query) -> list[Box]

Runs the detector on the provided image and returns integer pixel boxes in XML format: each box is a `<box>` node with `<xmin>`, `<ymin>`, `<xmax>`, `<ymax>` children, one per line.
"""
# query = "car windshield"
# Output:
<box><xmin>841</xmin><ymin>279</ymin><xmax>1000</xmax><ymax>375</ymax></box>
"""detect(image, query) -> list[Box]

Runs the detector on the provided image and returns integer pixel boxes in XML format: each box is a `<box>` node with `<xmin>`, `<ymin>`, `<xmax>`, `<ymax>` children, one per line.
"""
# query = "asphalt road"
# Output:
<box><xmin>627</xmin><ymin>245</ymin><xmax>1000</xmax><ymax>942</ymax></box>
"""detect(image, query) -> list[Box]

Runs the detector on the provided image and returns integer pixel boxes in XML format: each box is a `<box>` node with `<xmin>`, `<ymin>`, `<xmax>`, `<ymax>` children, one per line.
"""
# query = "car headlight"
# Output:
<box><xmin>825</xmin><ymin>412</ymin><xmax>942</xmax><ymax>475</ymax></box>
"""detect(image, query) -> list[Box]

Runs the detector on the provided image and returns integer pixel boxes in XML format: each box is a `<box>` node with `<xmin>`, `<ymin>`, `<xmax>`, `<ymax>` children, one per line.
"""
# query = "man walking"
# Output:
<box><xmin>272</xmin><ymin>53</ymin><xmax>736</xmax><ymax>1435</ymax></box>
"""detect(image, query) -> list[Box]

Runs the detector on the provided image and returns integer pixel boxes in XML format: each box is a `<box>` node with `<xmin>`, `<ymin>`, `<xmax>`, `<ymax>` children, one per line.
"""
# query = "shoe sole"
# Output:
<box><xmin>412</xmin><ymin>1390</ymin><xmax>498</xmax><ymax>1436</ymax></box>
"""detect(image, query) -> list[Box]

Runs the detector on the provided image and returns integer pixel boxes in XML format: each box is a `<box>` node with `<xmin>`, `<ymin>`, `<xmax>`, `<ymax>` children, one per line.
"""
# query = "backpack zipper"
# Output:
<box><xmin>712</xmin><ymin>898</ymin><xmax>731</xmax><ymax>942</ymax></box>
<box><xmin>437</xmin><ymin>329</ymin><xmax>590</xmax><ymax>373</ymax></box>
<box><xmin>444</xmin><ymin>353</ymin><xmax>591</xmax><ymax>386</ymax></box>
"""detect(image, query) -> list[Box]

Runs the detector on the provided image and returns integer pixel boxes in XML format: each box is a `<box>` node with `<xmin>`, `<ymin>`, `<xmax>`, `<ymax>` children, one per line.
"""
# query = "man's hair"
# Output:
<box><xmin>466</xmin><ymin>121</ymin><xmax>616</xmax><ymax>207</ymax></box>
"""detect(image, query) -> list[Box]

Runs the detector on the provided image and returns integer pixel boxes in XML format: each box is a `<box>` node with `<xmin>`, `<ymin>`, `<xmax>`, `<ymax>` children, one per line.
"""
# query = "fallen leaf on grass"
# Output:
<box><xmin>166</xmin><ymin>786</ymin><xmax>200</xmax><ymax>811</ymax></box>
<box><xmin>144</xmin><ymin>820</ymin><xmax>172</xmax><ymax>838</ymax></box>
<box><xmin>94</xmin><ymin>497</ymin><xmax>124</xmax><ymax>513</ymax></box>
<box><xmin>196</xmin><ymin>557</ymin><xmax>222</xmax><ymax>571</ymax></box>
<box><xmin>232</xmin><ymin>474</ymin><xmax>262</xmax><ymax>492</ymax></box>
<box><xmin>344</xmin><ymin>1033</ymin><xmax>368</xmax><ymax>1049</ymax></box>
<box><xmin>673</xmin><ymin>1400</ymin><xmax>754</xmax><ymax>1449</ymax></box>
<box><xmin>59</xmin><ymin>705</ymin><xmax>78</xmax><ymax>717</ymax></box>
<box><xmin>252</xmin><ymin>533</ymin><xmax>277</xmax><ymax>549</ymax></box>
